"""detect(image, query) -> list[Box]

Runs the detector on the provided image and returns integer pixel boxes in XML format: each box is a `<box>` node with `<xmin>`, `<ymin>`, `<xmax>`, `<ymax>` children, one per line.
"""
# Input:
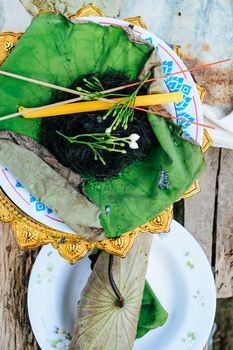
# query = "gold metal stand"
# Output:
<box><xmin>0</xmin><ymin>4</ymin><xmax>212</xmax><ymax>263</ymax></box>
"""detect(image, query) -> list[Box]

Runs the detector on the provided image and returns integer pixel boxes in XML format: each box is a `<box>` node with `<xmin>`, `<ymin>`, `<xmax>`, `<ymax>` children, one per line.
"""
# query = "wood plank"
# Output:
<box><xmin>173</xmin><ymin>199</ymin><xmax>184</xmax><ymax>226</ymax></box>
<box><xmin>184</xmin><ymin>147</ymin><xmax>220</xmax><ymax>263</ymax></box>
<box><xmin>215</xmin><ymin>148</ymin><xmax>233</xmax><ymax>298</ymax></box>
<box><xmin>213</xmin><ymin>298</ymin><xmax>233</xmax><ymax>349</ymax></box>
<box><xmin>0</xmin><ymin>222</ymin><xmax>39</xmax><ymax>350</ymax></box>
<box><xmin>0</xmin><ymin>147</ymin><xmax>230</xmax><ymax>349</ymax></box>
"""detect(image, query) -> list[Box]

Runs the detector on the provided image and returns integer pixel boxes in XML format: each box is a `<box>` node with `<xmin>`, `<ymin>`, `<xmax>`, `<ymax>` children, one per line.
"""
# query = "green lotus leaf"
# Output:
<box><xmin>69</xmin><ymin>234</ymin><xmax>152</xmax><ymax>350</ymax></box>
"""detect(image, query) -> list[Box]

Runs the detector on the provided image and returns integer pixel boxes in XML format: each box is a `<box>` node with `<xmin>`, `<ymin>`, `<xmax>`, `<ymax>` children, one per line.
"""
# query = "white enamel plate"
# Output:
<box><xmin>0</xmin><ymin>17</ymin><xmax>203</xmax><ymax>232</ymax></box>
<box><xmin>28</xmin><ymin>220</ymin><xmax>216</xmax><ymax>350</ymax></box>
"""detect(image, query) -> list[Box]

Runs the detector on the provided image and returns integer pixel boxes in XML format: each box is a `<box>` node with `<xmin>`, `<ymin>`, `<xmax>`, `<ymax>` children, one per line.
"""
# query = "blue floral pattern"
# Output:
<box><xmin>15</xmin><ymin>180</ymin><xmax>53</xmax><ymax>214</ymax></box>
<box><xmin>162</xmin><ymin>59</ymin><xmax>195</xmax><ymax>141</ymax></box>
<box><xmin>145</xmin><ymin>36</ymin><xmax>153</xmax><ymax>44</ymax></box>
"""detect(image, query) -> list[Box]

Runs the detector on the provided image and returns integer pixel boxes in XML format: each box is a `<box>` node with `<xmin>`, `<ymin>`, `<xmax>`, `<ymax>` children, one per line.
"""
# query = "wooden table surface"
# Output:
<box><xmin>0</xmin><ymin>147</ymin><xmax>232</xmax><ymax>350</ymax></box>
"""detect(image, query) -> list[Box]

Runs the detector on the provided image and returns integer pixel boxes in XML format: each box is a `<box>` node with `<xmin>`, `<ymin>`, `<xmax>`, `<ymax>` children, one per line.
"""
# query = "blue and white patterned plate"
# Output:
<box><xmin>72</xmin><ymin>17</ymin><xmax>204</xmax><ymax>145</ymax></box>
<box><xmin>28</xmin><ymin>220</ymin><xmax>216</xmax><ymax>350</ymax></box>
<box><xmin>0</xmin><ymin>17</ymin><xmax>204</xmax><ymax>232</ymax></box>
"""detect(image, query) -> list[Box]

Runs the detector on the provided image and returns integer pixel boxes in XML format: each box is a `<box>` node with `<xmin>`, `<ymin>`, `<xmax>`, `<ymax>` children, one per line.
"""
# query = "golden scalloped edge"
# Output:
<box><xmin>0</xmin><ymin>32</ymin><xmax>23</xmax><ymax>65</ymax></box>
<box><xmin>0</xmin><ymin>5</ymin><xmax>173</xmax><ymax>263</ymax></box>
<box><xmin>179</xmin><ymin>127</ymin><xmax>212</xmax><ymax>199</ymax></box>
<box><xmin>96</xmin><ymin>231</ymin><xmax>139</xmax><ymax>258</ymax></box>
<box><xmin>0</xmin><ymin>19</ymin><xmax>211</xmax><ymax>159</ymax></box>
<box><xmin>195</xmin><ymin>83</ymin><xmax>206</xmax><ymax>103</ymax></box>
<box><xmin>137</xmin><ymin>204</ymin><xmax>173</xmax><ymax>233</ymax></box>
<box><xmin>173</xmin><ymin>44</ymin><xmax>183</xmax><ymax>59</ymax></box>
<box><xmin>181</xmin><ymin>180</ymin><xmax>200</xmax><ymax>199</ymax></box>
<box><xmin>123</xmin><ymin>16</ymin><xmax>148</xmax><ymax>29</ymax></box>
<box><xmin>0</xmin><ymin>189</ymin><xmax>95</xmax><ymax>263</ymax></box>
<box><xmin>0</xmin><ymin>6</ymin><xmax>207</xmax><ymax>262</ymax></box>
<box><xmin>202</xmin><ymin>128</ymin><xmax>212</xmax><ymax>153</ymax></box>
<box><xmin>69</xmin><ymin>4</ymin><xmax>105</xmax><ymax>19</ymax></box>
<box><xmin>0</xmin><ymin>189</ymin><xmax>173</xmax><ymax>263</ymax></box>
<box><xmin>97</xmin><ymin>205</ymin><xmax>173</xmax><ymax>257</ymax></box>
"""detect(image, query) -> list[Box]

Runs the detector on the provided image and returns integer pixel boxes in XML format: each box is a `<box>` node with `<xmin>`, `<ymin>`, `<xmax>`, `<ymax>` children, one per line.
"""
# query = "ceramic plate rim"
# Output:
<box><xmin>0</xmin><ymin>16</ymin><xmax>203</xmax><ymax>233</ymax></box>
<box><xmin>27</xmin><ymin>220</ymin><xmax>216</xmax><ymax>350</ymax></box>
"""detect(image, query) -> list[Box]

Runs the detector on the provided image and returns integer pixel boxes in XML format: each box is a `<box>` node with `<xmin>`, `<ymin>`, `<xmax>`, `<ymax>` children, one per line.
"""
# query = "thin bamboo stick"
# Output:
<box><xmin>0</xmin><ymin>57</ymin><xmax>228</xmax><ymax>125</ymax></box>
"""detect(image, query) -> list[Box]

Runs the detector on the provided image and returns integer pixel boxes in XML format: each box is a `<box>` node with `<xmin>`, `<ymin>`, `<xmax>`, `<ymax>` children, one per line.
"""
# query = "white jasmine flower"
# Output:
<box><xmin>105</xmin><ymin>127</ymin><xmax>112</xmax><ymax>134</ymax></box>
<box><xmin>129</xmin><ymin>141</ymin><xmax>139</xmax><ymax>149</ymax></box>
<box><xmin>129</xmin><ymin>133</ymin><xmax>140</xmax><ymax>142</ymax></box>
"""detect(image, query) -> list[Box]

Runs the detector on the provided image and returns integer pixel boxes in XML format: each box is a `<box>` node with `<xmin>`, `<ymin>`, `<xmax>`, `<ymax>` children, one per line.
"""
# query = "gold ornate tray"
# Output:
<box><xmin>0</xmin><ymin>4</ymin><xmax>212</xmax><ymax>264</ymax></box>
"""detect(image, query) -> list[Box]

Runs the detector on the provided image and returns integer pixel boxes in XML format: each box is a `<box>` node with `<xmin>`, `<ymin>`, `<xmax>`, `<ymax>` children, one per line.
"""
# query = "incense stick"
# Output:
<box><xmin>0</xmin><ymin>57</ymin><xmax>230</xmax><ymax>101</ymax></box>
<box><xmin>131</xmin><ymin>105</ymin><xmax>215</xmax><ymax>129</ymax></box>
<box><xmin>0</xmin><ymin>69</ymin><xmax>114</xmax><ymax>105</ymax></box>
<box><xmin>110</xmin><ymin>58</ymin><xmax>231</xmax><ymax>92</ymax></box>
<box><xmin>0</xmin><ymin>69</ymin><xmax>84</xmax><ymax>96</ymax></box>
<box><xmin>0</xmin><ymin>96</ymin><xmax>83</xmax><ymax>121</ymax></box>
<box><xmin>0</xmin><ymin>57</ymin><xmax>228</xmax><ymax>125</ymax></box>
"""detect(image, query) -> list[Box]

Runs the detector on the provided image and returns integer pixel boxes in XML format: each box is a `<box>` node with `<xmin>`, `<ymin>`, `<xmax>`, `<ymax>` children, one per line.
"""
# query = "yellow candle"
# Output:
<box><xmin>19</xmin><ymin>92</ymin><xmax>183</xmax><ymax>119</ymax></box>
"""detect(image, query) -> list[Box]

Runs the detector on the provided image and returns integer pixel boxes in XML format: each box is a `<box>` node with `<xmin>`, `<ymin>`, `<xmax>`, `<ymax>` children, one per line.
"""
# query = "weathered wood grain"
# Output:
<box><xmin>184</xmin><ymin>147</ymin><xmax>220</xmax><ymax>263</ymax></box>
<box><xmin>0</xmin><ymin>148</ymin><xmax>232</xmax><ymax>350</ymax></box>
<box><xmin>182</xmin><ymin>147</ymin><xmax>225</xmax><ymax>350</ymax></box>
<box><xmin>215</xmin><ymin>149</ymin><xmax>233</xmax><ymax>298</ymax></box>
<box><xmin>0</xmin><ymin>222</ymin><xmax>39</xmax><ymax>350</ymax></box>
<box><xmin>214</xmin><ymin>298</ymin><xmax>233</xmax><ymax>350</ymax></box>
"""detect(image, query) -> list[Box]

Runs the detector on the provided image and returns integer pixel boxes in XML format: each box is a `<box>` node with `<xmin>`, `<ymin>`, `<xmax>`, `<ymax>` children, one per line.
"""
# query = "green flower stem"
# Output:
<box><xmin>76</xmin><ymin>77</ymin><xmax>128</xmax><ymax>101</ymax></box>
<box><xmin>75</xmin><ymin>74</ymin><xmax>150</xmax><ymax>131</ymax></box>
<box><xmin>103</xmin><ymin>73</ymin><xmax>150</xmax><ymax>132</ymax></box>
<box><xmin>56</xmin><ymin>130</ymin><xmax>134</xmax><ymax>165</ymax></box>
